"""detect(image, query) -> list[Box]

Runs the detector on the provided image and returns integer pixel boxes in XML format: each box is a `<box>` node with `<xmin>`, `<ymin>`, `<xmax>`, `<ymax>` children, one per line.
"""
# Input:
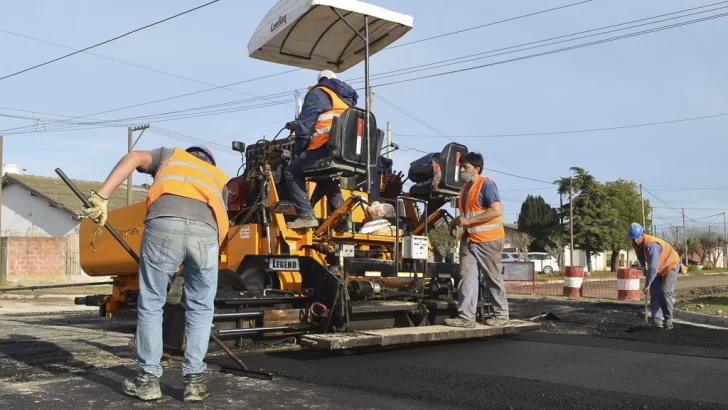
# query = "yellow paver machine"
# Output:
<box><xmin>65</xmin><ymin>0</ymin><xmax>538</xmax><ymax>376</ymax></box>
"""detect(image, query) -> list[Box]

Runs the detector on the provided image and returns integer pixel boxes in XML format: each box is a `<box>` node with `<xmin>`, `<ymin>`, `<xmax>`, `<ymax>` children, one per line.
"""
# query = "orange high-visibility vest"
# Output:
<box><xmin>307</xmin><ymin>86</ymin><xmax>350</xmax><ymax>151</ymax></box>
<box><xmin>146</xmin><ymin>148</ymin><xmax>230</xmax><ymax>245</ymax></box>
<box><xmin>637</xmin><ymin>234</ymin><xmax>680</xmax><ymax>276</ymax></box>
<box><xmin>458</xmin><ymin>176</ymin><xmax>505</xmax><ymax>243</ymax></box>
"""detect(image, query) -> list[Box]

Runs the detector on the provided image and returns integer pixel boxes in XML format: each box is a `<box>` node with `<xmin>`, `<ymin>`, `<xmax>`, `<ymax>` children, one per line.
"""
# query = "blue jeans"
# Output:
<box><xmin>136</xmin><ymin>216</ymin><xmax>219</xmax><ymax>377</ymax></box>
<box><xmin>284</xmin><ymin>146</ymin><xmax>343</xmax><ymax>218</ymax></box>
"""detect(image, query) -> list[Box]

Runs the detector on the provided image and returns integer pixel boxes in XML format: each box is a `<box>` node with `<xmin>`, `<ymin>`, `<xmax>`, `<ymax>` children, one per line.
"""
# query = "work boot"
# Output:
<box><xmin>649</xmin><ymin>317</ymin><xmax>663</xmax><ymax>328</ymax></box>
<box><xmin>122</xmin><ymin>371</ymin><xmax>162</xmax><ymax>401</ymax></box>
<box><xmin>286</xmin><ymin>216</ymin><xmax>319</xmax><ymax>230</ymax></box>
<box><xmin>663</xmin><ymin>318</ymin><xmax>674</xmax><ymax>330</ymax></box>
<box><xmin>183</xmin><ymin>373</ymin><xmax>209</xmax><ymax>402</ymax></box>
<box><xmin>485</xmin><ymin>316</ymin><xmax>510</xmax><ymax>327</ymax></box>
<box><xmin>444</xmin><ymin>316</ymin><xmax>475</xmax><ymax>328</ymax></box>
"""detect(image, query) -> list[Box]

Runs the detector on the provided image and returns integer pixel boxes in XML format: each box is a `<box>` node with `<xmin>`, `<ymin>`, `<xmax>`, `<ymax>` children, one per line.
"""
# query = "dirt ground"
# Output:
<box><xmin>1</xmin><ymin>275</ymin><xmax>728</xmax><ymax>408</ymax></box>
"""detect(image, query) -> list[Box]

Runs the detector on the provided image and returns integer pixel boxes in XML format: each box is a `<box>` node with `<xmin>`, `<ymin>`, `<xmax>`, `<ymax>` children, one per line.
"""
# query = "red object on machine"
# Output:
<box><xmin>226</xmin><ymin>177</ymin><xmax>249</xmax><ymax>212</ymax></box>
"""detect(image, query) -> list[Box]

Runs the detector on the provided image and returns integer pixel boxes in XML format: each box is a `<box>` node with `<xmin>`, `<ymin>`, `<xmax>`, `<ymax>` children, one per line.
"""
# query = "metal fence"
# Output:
<box><xmin>503</xmin><ymin>262</ymin><xmax>620</xmax><ymax>300</ymax></box>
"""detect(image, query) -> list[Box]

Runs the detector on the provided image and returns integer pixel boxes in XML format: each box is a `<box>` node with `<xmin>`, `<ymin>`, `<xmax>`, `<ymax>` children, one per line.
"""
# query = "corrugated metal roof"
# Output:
<box><xmin>2</xmin><ymin>173</ymin><xmax>147</xmax><ymax>217</ymax></box>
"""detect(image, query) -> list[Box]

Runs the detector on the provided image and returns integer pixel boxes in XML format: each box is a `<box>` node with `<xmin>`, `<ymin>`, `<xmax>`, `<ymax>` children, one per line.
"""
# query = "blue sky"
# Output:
<box><xmin>1</xmin><ymin>0</ymin><xmax>727</xmax><ymax>232</ymax></box>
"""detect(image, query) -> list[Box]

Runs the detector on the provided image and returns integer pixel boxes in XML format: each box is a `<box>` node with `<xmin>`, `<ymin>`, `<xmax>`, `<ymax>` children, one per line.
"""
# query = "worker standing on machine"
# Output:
<box><xmin>628</xmin><ymin>222</ymin><xmax>680</xmax><ymax>330</ymax></box>
<box><xmin>283</xmin><ymin>69</ymin><xmax>358</xmax><ymax>230</ymax></box>
<box><xmin>445</xmin><ymin>152</ymin><xmax>509</xmax><ymax>328</ymax></box>
<box><xmin>81</xmin><ymin>146</ymin><xmax>228</xmax><ymax>402</ymax></box>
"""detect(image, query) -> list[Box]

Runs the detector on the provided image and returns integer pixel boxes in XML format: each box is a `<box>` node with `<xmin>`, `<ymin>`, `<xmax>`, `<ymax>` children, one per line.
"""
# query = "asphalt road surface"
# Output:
<box><xmin>2</xmin><ymin>297</ymin><xmax>728</xmax><ymax>409</ymax></box>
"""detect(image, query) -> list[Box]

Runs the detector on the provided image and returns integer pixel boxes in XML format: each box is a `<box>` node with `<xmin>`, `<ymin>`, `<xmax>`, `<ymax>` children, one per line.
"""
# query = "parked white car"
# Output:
<box><xmin>526</xmin><ymin>252</ymin><xmax>559</xmax><ymax>274</ymax></box>
<box><xmin>501</xmin><ymin>252</ymin><xmax>521</xmax><ymax>263</ymax></box>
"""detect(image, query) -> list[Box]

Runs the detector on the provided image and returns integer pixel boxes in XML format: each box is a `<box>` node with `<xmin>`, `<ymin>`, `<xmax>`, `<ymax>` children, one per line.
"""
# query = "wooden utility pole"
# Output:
<box><xmin>386</xmin><ymin>121</ymin><xmax>392</xmax><ymax>160</ymax></box>
<box><xmin>127</xmin><ymin>125</ymin><xmax>150</xmax><ymax>205</ymax></box>
<box><xmin>640</xmin><ymin>183</ymin><xmax>646</xmax><ymax>228</ymax></box>
<box><xmin>569</xmin><ymin>177</ymin><xmax>574</xmax><ymax>267</ymax></box>
<box><xmin>723</xmin><ymin>211</ymin><xmax>728</xmax><ymax>268</ymax></box>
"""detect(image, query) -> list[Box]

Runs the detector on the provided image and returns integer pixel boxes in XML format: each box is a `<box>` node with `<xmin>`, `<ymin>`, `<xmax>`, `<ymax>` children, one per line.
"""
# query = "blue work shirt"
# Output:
<box><xmin>635</xmin><ymin>241</ymin><xmax>664</xmax><ymax>287</ymax></box>
<box><xmin>460</xmin><ymin>177</ymin><xmax>501</xmax><ymax>209</ymax></box>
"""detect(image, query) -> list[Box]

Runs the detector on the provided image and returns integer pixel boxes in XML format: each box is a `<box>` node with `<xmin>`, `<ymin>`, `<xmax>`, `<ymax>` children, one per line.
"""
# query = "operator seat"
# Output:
<box><xmin>301</xmin><ymin>107</ymin><xmax>384</xmax><ymax>193</ymax></box>
<box><xmin>408</xmin><ymin>142</ymin><xmax>468</xmax><ymax>199</ymax></box>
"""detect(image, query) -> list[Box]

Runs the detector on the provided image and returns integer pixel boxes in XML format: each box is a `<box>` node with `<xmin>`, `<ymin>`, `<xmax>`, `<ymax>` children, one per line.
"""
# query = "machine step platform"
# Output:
<box><xmin>299</xmin><ymin>319</ymin><xmax>539</xmax><ymax>350</ymax></box>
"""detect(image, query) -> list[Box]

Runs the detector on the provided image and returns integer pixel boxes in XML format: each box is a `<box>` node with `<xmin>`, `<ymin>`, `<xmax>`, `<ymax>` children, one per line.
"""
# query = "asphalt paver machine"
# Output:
<box><xmin>69</xmin><ymin>0</ymin><xmax>538</xmax><ymax>375</ymax></box>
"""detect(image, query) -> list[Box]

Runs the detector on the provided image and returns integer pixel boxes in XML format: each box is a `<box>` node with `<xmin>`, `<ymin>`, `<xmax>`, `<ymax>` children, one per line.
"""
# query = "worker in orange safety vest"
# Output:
<box><xmin>445</xmin><ymin>152</ymin><xmax>509</xmax><ymax>328</ymax></box>
<box><xmin>81</xmin><ymin>145</ymin><xmax>228</xmax><ymax>402</ymax></box>
<box><xmin>283</xmin><ymin>69</ymin><xmax>358</xmax><ymax>231</ymax></box>
<box><xmin>629</xmin><ymin>222</ymin><xmax>680</xmax><ymax>330</ymax></box>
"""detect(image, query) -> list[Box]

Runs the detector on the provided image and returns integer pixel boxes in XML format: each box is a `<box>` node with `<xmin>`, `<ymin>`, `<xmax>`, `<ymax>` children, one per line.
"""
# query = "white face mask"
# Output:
<box><xmin>459</xmin><ymin>171</ymin><xmax>474</xmax><ymax>182</ymax></box>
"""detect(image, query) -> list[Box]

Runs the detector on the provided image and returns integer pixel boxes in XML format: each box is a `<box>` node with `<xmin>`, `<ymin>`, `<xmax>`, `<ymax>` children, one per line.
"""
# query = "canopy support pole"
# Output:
<box><xmin>330</xmin><ymin>7</ymin><xmax>372</xmax><ymax>195</ymax></box>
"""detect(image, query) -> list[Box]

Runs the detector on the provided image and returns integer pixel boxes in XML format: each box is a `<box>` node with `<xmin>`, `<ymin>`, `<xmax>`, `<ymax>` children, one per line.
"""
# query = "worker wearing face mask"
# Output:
<box><xmin>445</xmin><ymin>152</ymin><xmax>509</xmax><ymax>328</ymax></box>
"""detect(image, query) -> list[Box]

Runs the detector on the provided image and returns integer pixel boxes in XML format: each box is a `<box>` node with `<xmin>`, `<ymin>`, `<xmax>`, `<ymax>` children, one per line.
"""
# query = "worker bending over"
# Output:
<box><xmin>628</xmin><ymin>222</ymin><xmax>680</xmax><ymax>330</ymax></box>
<box><xmin>82</xmin><ymin>146</ymin><xmax>228</xmax><ymax>402</ymax></box>
<box><xmin>284</xmin><ymin>69</ymin><xmax>358</xmax><ymax>230</ymax></box>
<box><xmin>445</xmin><ymin>152</ymin><xmax>509</xmax><ymax>328</ymax></box>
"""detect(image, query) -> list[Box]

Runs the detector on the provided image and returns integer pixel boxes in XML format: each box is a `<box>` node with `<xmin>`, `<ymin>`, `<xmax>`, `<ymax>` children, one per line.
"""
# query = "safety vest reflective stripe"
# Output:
<box><xmin>468</xmin><ymin>222</ymin><xmax>504</xmax><ymax>233</ymax></box>
<box><xmin>458</xmin><ymin>176</ymin><xmax>505</xmax><ymax>243</ymax></box>
<box><xmin>153</xmin><ymin>174</ymin><xmax>227</xmax><ymax>211</ymax></box>
<box><xmin>146</xmin><ymin>148</ymin><xmax>229</xmax><ymax>245</ymax></box>
<box><xmin>641</xmin><ymin>234</ymin><xmax>680</xmax><ymax>275</ymax></box>
<box><xmin>312</xmin><ymin>126</ymin><xmax>331</xmax><ymax>137</ymax></box>
<box><xmin>464</xmin><ymin>210</ymin><xmax>485</xmax><ymax>218</ymax></box>
<box><xmin>156</xmin><ymin>160</ymin><xmax>226</xmax><ymax>191</ymax></box>
<box><xmin>308</xmin><ymin>86</ymin><xmax>350</xmax><ymax>151</ymax></box>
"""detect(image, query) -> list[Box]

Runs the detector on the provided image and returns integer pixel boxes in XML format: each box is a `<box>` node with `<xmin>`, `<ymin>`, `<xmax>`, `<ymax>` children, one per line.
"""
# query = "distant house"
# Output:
<box><xmin>1</xmin><ymin>172</ymin><xmax>148</xmax><ymax>237</ymax></box>
<box><xmin>1</xmin><ymin>172</ymin><xmax>148</xmax><ymax>278</ymax></box>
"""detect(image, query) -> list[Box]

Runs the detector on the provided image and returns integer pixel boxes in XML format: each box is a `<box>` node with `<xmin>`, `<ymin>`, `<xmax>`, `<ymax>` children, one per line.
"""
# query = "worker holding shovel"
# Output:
<box><xmin>628</xmin><ymin>222</ymin><xmax>680</xmax><ymax>330</ymax></box>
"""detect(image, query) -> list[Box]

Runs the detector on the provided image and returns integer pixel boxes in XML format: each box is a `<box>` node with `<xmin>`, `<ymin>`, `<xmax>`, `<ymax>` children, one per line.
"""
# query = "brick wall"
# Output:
<box><xmin>0</xmin><ymin>237</ymin><xmax>67</xmax><ymax>280</ymax></box>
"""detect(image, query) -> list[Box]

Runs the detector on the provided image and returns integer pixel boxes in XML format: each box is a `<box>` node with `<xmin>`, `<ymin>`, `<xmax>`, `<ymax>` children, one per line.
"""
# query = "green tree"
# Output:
<box><xmin>555</xmin><ymin>167</ymin><xmax>620</xmax><ymax>271</ymax></box>
<box><xmin>517</xmin><ymin>195</ymin><xmax>559</xmax><ymax>251</ymax></box>
<box><xmin>603</xmin><ymin>179</ymin><xmax>652</xmax><ymax>271</ymax></box>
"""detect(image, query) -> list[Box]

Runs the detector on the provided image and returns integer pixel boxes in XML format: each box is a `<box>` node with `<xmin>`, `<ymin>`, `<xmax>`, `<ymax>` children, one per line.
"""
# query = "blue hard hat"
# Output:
<box><xmin>186</xmin><ymin>145</ymin><xmax>216</xmax><ymax>166</ymax></box>
<box><xmin>627</xmin><ymin>222</ymin><xmax>644</xmax><ymax>240</ymax></box>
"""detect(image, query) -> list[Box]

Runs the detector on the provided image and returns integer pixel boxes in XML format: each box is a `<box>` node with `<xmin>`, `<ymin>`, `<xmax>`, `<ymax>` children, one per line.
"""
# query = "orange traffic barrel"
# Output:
<box><xmin>617</xmin><ymin>268</ymin><xmax>641</xmax><ymax>301</ymax></box>
<box><xmin>562</xmin><ymin>266</ymin><xmax>584</xmax><ymax>297</ymax></box>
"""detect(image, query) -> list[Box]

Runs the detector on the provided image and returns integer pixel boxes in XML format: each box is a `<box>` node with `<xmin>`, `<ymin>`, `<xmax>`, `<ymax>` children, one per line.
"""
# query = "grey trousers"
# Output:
<box><xmin>650</xmin><ymin>264</ymin><xmax>678</xmax><ymax>320</ymax></box>
<box><xmin>457</xmin><ymin>237</ymin><xmax>508</xmax><ymax>320</ymax></box>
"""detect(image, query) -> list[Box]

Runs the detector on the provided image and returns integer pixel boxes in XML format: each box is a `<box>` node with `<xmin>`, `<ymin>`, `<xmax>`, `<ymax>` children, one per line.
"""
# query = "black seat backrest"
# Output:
<box><xmin>437</xmin><ymin>142</ymin><xmax>468</xmax><ymax>192</ymax></box>
<box><xmin>302</xmin><ymin>107</ymin><xmax>382</xmax><ymax>179</ymax></box>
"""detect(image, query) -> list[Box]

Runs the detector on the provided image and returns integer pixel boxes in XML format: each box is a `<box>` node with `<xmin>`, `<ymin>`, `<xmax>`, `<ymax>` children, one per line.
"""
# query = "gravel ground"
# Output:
<box><xmin>2</xmin><ymin>293</ymin><xmax>728</xmax><ymax>409</ymax></box>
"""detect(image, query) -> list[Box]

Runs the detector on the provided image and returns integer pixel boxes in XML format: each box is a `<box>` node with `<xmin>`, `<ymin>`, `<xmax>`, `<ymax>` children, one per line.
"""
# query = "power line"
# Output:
<box><xmin>397</xmin><ymin>143</ymin><xmax>554</xmax><ymax>185</ymax></box>
<box><xmin>386</xmin><ymin>0</ymin><xmax>594</xmax><ymax>49</ymax></box>
<box><xmin>352</xmin><ymin>2</ymin><xmax>728</xmax><ymax>86</ymax></box>
<box><xmin>393</xmin><ymin>112</ymin><xmax>728</xmax><ymax>139</ymax></box>
<box><xmin>5</xmin><ymin>4</ymin><xmax>727</xmax><ymax>136</ymax></box>
<box><xmin>370</xmin><ymin>10</ymin><xmax>728</xmax><ymax>89</ymax></box>
<box><xmin>0</xmin><ymin>28</ymin><xmax>260</xmax><ymax>98</ymax></box>
<box><xmin>0</xmin><ymin>1</ymin><xmax>587</xmax><ymax>132</ymax></box>
<box><xmin>0</xmin><ymin>0</ymin><xmax>224</xmax><ymax>82</ymax></box>
<box><xmin>376</xmin><ymin>93</ymin><xmax>546</xmax><ymax>179</ymax></box>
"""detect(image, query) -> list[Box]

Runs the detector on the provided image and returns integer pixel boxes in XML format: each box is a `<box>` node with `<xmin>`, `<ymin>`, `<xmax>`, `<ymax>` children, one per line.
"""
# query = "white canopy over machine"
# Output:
<box><xmin>248</xmin><ymin>0</ymin><xmax>413</xmax><ymax>72</ymax></box>
<box><xmin>248</xmin><ymin>0</ymin><xmax>413</xmax><ymax>194</ymax></box>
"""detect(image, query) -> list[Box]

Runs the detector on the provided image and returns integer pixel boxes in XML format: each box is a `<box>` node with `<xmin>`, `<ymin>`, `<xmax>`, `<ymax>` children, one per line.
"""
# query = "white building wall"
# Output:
<box><xmin>1</xmin><ymin>184</ymin><xmax>80</xmax><ymax>237</ymax></box>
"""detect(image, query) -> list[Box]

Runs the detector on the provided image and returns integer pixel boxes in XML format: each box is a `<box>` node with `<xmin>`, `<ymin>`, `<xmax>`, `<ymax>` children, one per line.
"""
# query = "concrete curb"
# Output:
<box><xmin>0</xmin><ymin>293</ymin><xmax>80</xmax><ymax>301</ymax></box>
<box><xmin>674</xmin><ymin>309</ymin><xmax>728</xmax><ymax>328</ymax></box>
